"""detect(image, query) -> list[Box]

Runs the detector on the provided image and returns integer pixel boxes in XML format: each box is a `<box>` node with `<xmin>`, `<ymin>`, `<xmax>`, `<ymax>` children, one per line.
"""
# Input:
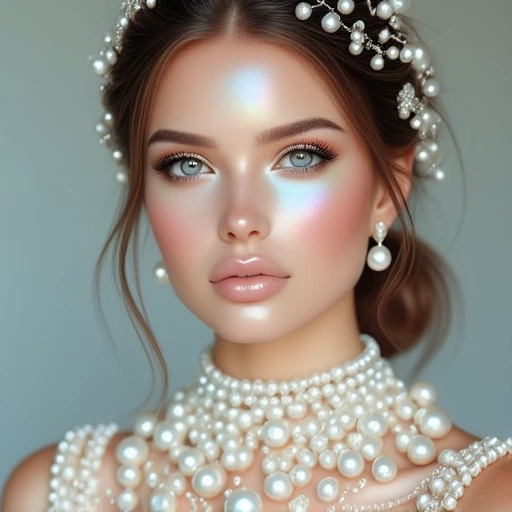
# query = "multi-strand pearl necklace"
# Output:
<box><xmin>113</xmin><ymin>334</ymin><xmax>458</xmax><ymax>511</ymax></box>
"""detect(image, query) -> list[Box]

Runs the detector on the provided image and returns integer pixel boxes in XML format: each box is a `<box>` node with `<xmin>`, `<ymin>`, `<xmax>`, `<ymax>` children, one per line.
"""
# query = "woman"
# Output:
<box><xmin>3</xmin><ymin>0</ymin><xmax>511</xmax><ymax>510</ymax></box>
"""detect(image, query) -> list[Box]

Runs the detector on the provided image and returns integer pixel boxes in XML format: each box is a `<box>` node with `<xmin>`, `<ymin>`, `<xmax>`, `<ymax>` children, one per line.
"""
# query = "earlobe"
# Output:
<box><xmin>369</xmin><ymin>146</ymin><xmax>415</xmax><ymax>234</ymax></box>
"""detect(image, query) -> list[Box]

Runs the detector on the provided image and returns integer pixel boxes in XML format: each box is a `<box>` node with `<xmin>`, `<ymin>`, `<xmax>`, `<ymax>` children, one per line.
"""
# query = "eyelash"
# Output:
<box><xmin>151</xmin><ymin>138</ymin><xmax>339</xmax><ymax>183</ymax></box>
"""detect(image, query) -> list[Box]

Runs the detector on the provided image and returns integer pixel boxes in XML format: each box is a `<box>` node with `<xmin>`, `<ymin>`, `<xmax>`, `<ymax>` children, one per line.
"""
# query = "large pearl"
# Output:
<box><xmin>134</xmin><ymin>412</ymin><xmax>157</xmax><ymax>438</ymax></box>
<box><xmin>117</xmin><ymin>489</ymin><xmax>139</xmax><ymax>510</ymax></box>
<box><xmin>361</xmin><ymin>436</ymin><xmax>383</xmax><ymax>461</ymax></box>
<box><xmin>295</xmin><ymin>2</ymin><xmax>313</xmax><ymax>20</ymax></box>
<box><xmin>337</xmin><ymin>450</ymin><xmax>365</xmax><ymax>477</ymax></box>
<box><xmin>146</xmin><ymin>0</ymin><xmax>157</xmax><ymax>7</ymax></box>
<box><xmin>116</xmin><ymin>436</ymin><xmax>149</xmax><ymax>467</ymax></box>
<box><xmin>407</xmin><ymin>435</ymin><xmax>436</xmax><ymax>465</ymax></box>
<box><xmin>409</xmin><ymin>382</ymin><xmax>437</xmax><ymax>407</ymax></box>
<box><xmin>337</xmin><ymin>0</ymin><xmax>355</xmax><ymax>14</ymax></box>
<box><xmin>418</xmin><ymin>406</ymin><xmax>452</xmax><ymax>438</ymax></box>
<box><xmin>191</xmin><ymin>463</ymin><xmax>227</xmax><ymax>498</ymax></box>
<box><xmin>117</xmin><ymin>466</ymin><xmax>142</xmax><ymax>488</ymax></box>
<box><xmin>359</xmin><ymin>412</ymin><xmax>388</xmax><ymax>437</ymax></box>
<box><xmin>367</xmin><ymin>245</ymin><xmax>392</xmax><ymax>271</ymax></box>
<box><xmin>153</xmin><ymin>421</ymin><xmax>179</xmax><ymax>450</ymax></box>
<box><xmin>372</xmin><ymin>455</ymin><xmax>398</xmax><ymax>483</ymax></box>
<box><xmin>224</xmin><ymin>488</ymin><xmax>263</xmax><ymax>512</ymax></box>
<box><xmin>349</xmin><ymin>42</ymin><xmax>364</xmax><ymax>55</ymax></box>
<box><xmin>263</xmin><ymin>472</ymin><xmax>293</xmax><ymax>500</ymax></box>
<box><xmin>423</xmin><ymin>78</ymin><xmax>441</xmax><ymax>97</ymax></box>
<box><xmin>290</xmin><ymin>464</ymin><xmax>312</xmax><ymax>487</ymax></box>
<box><xmin>376</xmin><ymin>1</ymin><xmax>394</xmax><ymax>20</ymax></box>
<box><xmin>370</xmin><ymin>54</ymin><xmax>385</xmax><ymax>71</ymax></box>
<box><xmin>149</xmin><ymin>489</ymin><xmax>177</xmax><ymax>512</ymax></box>
<box><xmin>321</xmin><ymin>12</ymin><xmax>342</xmax><ymax>33</ymax></box>
<box><xmin>317</xmin><ymin>477</ymin><xmax>339</xmax><ymax>502</ymax></box>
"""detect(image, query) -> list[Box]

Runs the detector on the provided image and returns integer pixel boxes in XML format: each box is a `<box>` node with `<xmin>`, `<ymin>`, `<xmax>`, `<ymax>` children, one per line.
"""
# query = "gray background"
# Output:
<box><xmin>1</xmin><ymin>0</ymin><xmax>511</xmax><ymax>491</ymax></box>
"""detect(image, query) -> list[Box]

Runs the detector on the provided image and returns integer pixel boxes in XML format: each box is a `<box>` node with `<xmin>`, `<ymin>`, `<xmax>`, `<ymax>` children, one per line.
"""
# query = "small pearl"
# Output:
<box><xmin>117</xmin><ymin>489</ymin><xmax>139</xmax><ymax>510</ymax></box>
<box><xmin>153</xmin><ymin>261</ymin><xmax>169</xmax><ymax>284</ymax></box>
<box><xmin>349</xmin><ymin>42</ymin><xmax>364</xmax><ymax>55</ymax></box>
<box><xmin>92</xmin><ymin>57</ymin><xmax>109</xmax><ymax>76</ymax></box>
<box><xmin>386</xmin><ymin>46</ymin><xmax>400</xmax><ymax>60</ymax></box>
<box><xmin>372</xmin><ymin>455</ymin><xmax>398</xmax><ymax>483</ymax></box>
<box><xmin>376</xmin><ymin>1</ymin><xmax>394</xmax><ymax>20</ymax></box>
<box><xmin>112</xmin><ymin>149</ymin><xmax>124</xmax><ymax>163</ymax></box>
<box><xmin>409</xmin><ymin>382</ymin><xmax>437</xmax><ymax>407</ymax></box>
<box><xmin>419</xmin><ymin>406</ymin><xmax>452</xmax><ymax>438</ymax></box>
<box><xmin>191</xmin><ymin>463</ymin><xmax>227</xmax><ymax>498</ymax></box>
<box><xmin>146</xmin><ymin>0</ymin><xmax>157</xmax><ymax>7</ymax></box>
<box><xmin>361</xmin><ymin>436</ymin><xmax>383</xmax><ymax>461</ymax></box>
<box><xmin>338</xmin><ymin>450</ymin><xmax>365</xmax><ymax>477</ymax></box>
<box><xmin>359</xmin><ymin>412</ymin><xmax>388</xmax><ymax>437</ymax></box>
<box><xmin>370</xmin><ymin>54</ymin><xmax>385</xmax><ymax>71</ymax></box>
<box><xmin>117</xmin><ymin>466</ymin><xmax>141</xmax><ymax>488</ymax></box>
<box><xmin>411</xmin><ymin>43</ymin><xmax>432</xmax><ymax>73</ymax></box>
<box><xmin>178</xmin><ymin>447</ymin><xmax>205</xmax><ymax>476</ymax></box>
<box><xmin>115</xmin><ymin>170</ymin><xmax>128</xmax><ymax>185</ymax></box>
<box><xmin>442</xmin><ymin>495</ymin><xmax>458</xmax><ymax>511</ymax></box>
<box><xmin>224</xmin><ymin>488</ymin><xmax>263</xmax><ymax>512</ymax></box>
<box><xmin>263</xmin><ymin>472</ymin><xmax>293</xmax><ymax>500</ymax></box>
<box><xmin>395</xmin><ymin>431</ymin><xmax>412</xmax><ymax>453</ymax></box>
<box><xmin>319</xmin><ymin>450</ymin><xmax>337</xmax><ymax>470</ymax></box>
<box><xmin>290</xmin><ymin>464</ymin><xmax>312</xmax><ymax>487</ymax></box>
<box><xmin>295</xmin><ymin>2</ymin><xmax>313</xmax><ymax>20</ymax></box>
<box><xmin>337</xmin><ymin>0</ymin><xmax>355</xmax><ymax>14</ymax></box>
<box><xmin>261</xmin><ymin>420</ymin><xmax>289</xmax><ymax>448</ymax></box>
<box><xmin>166</xmin><ymin>472</ymin><xmax>186</xmax><ymax>495</ymax></box>
<box><xmin>400</xmin><ymin>44</ymin><xmax>414</xmax><ymax>63</ymax></box>
<box><xmin>149</xmin><ymin>489</ymin><xmax>176</xmax><ymax>512</ymax></box>
<box><xmin>407</xmin><ymin>435</ymin><xmax>436</xmax><ymax>465</ymax></box>
<box><xmin>134</xmin><ymin>412</ymin><xmax>157</xmax><ymax>438</ymax></box>
<box><xmin>379</xmin><ymin>28</ymin><xmax>391</xmax><ymax>43</ymax></box>
<box><xmin>105</xmin><ymin>49</ymin><xmax>118</xmax><ymax>65</ymax></box>
<box><xmin>317</xmin><ymin>477</ymin><xmax>339</xmax><ymax>502</ymax></box>
<box><xmin>390</xmin><ymin>0</ymin><xmax>411</xmax><ymax>14</ymax></box>
<box><xmin>116</xmin><ymin>436</ymin><xmax>149</xmax><ymax>467</ymax></box>
<box><xmin>321</xmin><ymin>12</ymin><xmax>342</xmax><ymax>33</ymax></box>
<box><xmin>423</xmin><ymin>78</ymin><xmax>441</xmax><ymax>97</ymax></box>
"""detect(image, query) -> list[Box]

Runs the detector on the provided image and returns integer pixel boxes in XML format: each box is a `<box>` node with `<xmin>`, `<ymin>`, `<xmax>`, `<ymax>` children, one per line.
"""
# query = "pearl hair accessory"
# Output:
<box><xmin>366</xmin><ymin>221</ymin><xmax>392</xmax><ymax>271</ymax></box>
<box><xmin>91</xmin><ymin>0</ymin><xmax>446</xmax><ymax>186</ymax></box>
<box><xmin>111</xmin><ymin>334</ymin><xmax>460</xmax><ymax>511</ymax></box>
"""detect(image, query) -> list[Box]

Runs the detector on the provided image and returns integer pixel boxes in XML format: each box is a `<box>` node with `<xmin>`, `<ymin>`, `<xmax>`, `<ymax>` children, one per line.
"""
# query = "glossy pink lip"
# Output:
<box><xmin>209</xmin><ymin>255</ymin><xmax>290</xmax><ymax>284</ymax></box>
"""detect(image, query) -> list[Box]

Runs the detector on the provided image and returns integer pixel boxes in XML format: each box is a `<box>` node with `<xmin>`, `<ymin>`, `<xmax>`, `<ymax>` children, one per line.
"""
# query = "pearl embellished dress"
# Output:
<box><xmin>45</xmin><ymin>336</ymin><xmax>512</xmax><ymax>512</ymax></box>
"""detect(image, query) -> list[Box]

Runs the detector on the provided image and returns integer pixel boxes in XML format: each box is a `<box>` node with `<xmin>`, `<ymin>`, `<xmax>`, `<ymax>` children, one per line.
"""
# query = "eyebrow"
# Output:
<box><xmin>147</xmin><ymin>117</ymin><xmax>344</xmax><ymax>149</ymax></box>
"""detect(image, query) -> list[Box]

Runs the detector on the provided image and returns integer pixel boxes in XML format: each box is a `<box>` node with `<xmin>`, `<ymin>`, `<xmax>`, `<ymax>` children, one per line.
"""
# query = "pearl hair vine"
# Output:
<box><xmin>90</xmin><ymin>0</ymin><xmax>446</xmax><ymax>185</ymax></box>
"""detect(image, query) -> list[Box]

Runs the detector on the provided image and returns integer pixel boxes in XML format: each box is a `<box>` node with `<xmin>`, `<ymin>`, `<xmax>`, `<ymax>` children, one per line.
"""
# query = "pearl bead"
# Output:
<box><xmin>370</xmin><ymin>54</ymin><xmax>385</xmax><ymax>71</ymax></box>
<box><xmin>116</xmin><ymin>436</ymin><xmax>149</xmax><ymax>467</ymax></box>
<box><xmin>409</xmin><ymin>382</ymin><xmax>437</xmax><ymax>407</ymax></box>
<box><xmin>149</xmin><ymin>489</ymin><xmax>176</xmax><ymax>512</ymax></box>
<box><xmin>178</xmin><ymin>448</ymin><xmax>205</xmax><ymax>476</ymax></box>
<box><xmin>117</xmin><ymin>488</ymin><xmax>139</xmax><ymax>510</ymax></box>
<box><xmin>407</xmin><ymin>435</ymin><xmax>437</xmax><ymax>465</ymax></box>
<box><xmin>390</xmin><ymin>0</ymin><xmax>411</xmax><ymax>14</ymax></box>
<box><xmin>442</xmin><ymin>495</ymin><xmax>458</xmax><ymax>511</ymax></box>
<box><xmin>399</xmin><ymin>44</ymin><xmax>414</xmax><ymax>63</ymax></box>
<box><xmin>386</xmin><ymin>46</ymin><xmax>400</xmax><ymax>60</ymax></box>
<box><xmin>423</xmin><ymin>78</ymin><xmax>441</xmax><ymax>97</ymax></box>
<box><xmin>295</xmin><ymin>2</ymin><xmax>313</xmax><ymax>20</ymax></box>
<box><xmin>338</xmin><ymin>450</ymin><xmax>365</xmax><ymax>477</ymax></box>
<box><xmin>372</xmin><ymin>455</ymin><xmax>398</xmax><ymax>483</ymax></box>
<box><xmin>191</xmin><ymin>463</ymin><xmax>227</xmax><ymax>498</ymax></box>
<box><xmin>337</xmin><ymin>0</ymin><xmax>355</xmax><ymax>14</ymax></box>
<box><xmin>92</xmin><ymin>57</ymin><xmax>109</xmax><ymax>76</ymax></box>
<box><xmin>361</xmin><ymin>435</ymin><xmax>383</xmax><ymax>460</ymax></box>
<box><xmin>411</xmin><ymin>43</ymin><xmax>432</xmax><ymax>73</ymax></box>
<box><xmin>317</xmin><ymin>477</ymin><xmax>339</xmax><ymax>502</ymax></box>
<box><xmin>290</xmin><ymin>464</ymin><xmax>312</xmax><ymax>487</ymax></box>
<box><xmin>146</xmin><ymin>0</ymin><xmax>157</xmax><ymax>7</ymax></box>
<box><xmin>319</xmin><ymin>450</ymin><xmax>337</xmax><ymax>469</ymax></box>
<box><xmin>105</xmin><ymin>49</ymin><xmax>118</xmax><ymax>65</ymax></box>
<box><xmin>94</xmin><ymin>121</ymin><xmax>109</xmax><ymax>136</ymax></box>
<box><xmin>261</xmin><ymin>420</ymin><xmax>289</xmax><ymax>448</ymax></box>
<box><xmin>419</xmin><ymin>406</ymin><xmax>452</xmax><ymax>438</ymax></box>
<box><xmin>166</xmin><ymin>472</ymin><xmax>185</xmax><ymax>495</ymax></box>
<box><xmin>349</xmin><ymin>42</ymin><xmax>364</xmax><ymax>56</ymax></box>
<box><xmin>117</xmin><ymin>466</ymin><xmax>141</xmax><ymax>488</ymax></box>
<box><xmin>321</xmin><ymin>12</ymin><xmax>342</xmax><ymax>33</ymax></box>
<box><xmin>134</xmin><ymin>412</ymin><xmax>157</xmax><ymax>438</ymax></box>
<box><xmin>395</xmin><ymin>431</ymin><xmax>412</xmax><ymax>452</ymax></box>
<box><xmin>153</xmin><ymin>261</ymin><xmax>169</xmax><ymax>284</ymax></box>
<box><xmin>224</xmin><ymin>488</ymin><xmax>263</xmax><ymax>512</ymax></box>
<box><xmin>367</xmin><ymin>244</ymin><xmax>391</xmax><ymax>271</ymax></box>
<box><xmin>263</xmin><ymin>472</ymin><xmax>293</xmax><ymax>500</ymax></box>
<box><xmin>376</xmin><ymin>1</ymin><xmax>394</xmax><ymax>20</ymax></box>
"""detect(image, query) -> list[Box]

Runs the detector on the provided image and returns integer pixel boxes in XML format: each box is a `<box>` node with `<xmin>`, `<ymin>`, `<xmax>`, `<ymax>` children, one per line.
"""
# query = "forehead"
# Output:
<box><xmin>148</xmin><ymin>38</ymin><xmax>346</xmax><ymax>134</ymax></box>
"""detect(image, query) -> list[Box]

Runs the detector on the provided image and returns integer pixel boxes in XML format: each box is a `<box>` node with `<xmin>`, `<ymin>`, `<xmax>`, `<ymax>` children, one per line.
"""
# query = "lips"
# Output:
<box><xmin>210</xmin><ymin>255</ymin><xmax>290</xmax><ymax>284</ymax></box>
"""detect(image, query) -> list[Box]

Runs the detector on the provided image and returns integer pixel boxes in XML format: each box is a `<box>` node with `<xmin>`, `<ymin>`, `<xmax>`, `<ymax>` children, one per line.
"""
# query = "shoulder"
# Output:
<box><xmin>1</xmin><ymin>425</ymin><xmax>131</xmax><ymax>512</ymax></box>
<box><xmin>460</xmin><ymin>449</ymin><xmax>512</xmax><ymax>511</ymax></box>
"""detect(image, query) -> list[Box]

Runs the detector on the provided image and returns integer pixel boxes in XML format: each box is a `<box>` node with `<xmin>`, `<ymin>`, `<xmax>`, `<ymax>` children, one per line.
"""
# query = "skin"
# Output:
<box><xmin>144</xmin><ymin>37</ymin><xmax>412</xmax><ymax>381</ymax></box>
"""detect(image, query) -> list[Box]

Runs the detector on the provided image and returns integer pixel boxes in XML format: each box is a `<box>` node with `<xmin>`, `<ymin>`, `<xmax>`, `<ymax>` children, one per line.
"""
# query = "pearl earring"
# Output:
<box><xmin>153</xmin><ymin>260</ymin><xmax>169</xmax><ymax>284</ymax></box>
<box><xmin>367</xmin><ymin>221</ymin><xmax>392</xmax><ymax>271</ymax></box>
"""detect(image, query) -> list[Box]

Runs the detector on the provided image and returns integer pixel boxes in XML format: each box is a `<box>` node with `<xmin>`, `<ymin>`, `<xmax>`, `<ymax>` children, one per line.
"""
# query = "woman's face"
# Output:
<box><xmin>144</xmin><ymin>38</ymin><xmax>395</xmax><ymax>344</ymax></box>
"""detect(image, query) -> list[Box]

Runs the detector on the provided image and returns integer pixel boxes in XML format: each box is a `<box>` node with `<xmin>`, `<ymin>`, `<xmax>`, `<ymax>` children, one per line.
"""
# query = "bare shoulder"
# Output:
<box><xmin>1</xmin><ymin>429</ymin><xmax>132</xmax><ymax>512</ymax></box>
<box><xmin>461</xmin><ymin>452</ymin><xmax>512</xmax><ymax>511</ymax></box>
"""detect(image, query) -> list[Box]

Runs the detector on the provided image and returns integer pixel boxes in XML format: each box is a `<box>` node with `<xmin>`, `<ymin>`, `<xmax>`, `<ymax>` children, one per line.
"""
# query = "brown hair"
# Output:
<box><xmin>94</xmin><ymin>0</ymin><xmax>459</xmax><ymax>413</ymax></box>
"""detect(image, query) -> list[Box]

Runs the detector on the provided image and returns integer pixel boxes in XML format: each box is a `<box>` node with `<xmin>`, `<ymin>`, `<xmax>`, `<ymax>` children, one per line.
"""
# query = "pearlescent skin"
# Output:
<box><xmin>144</xmin><ymin>38</ymin><xmax>412</xmax><ymax>379</ymax></box>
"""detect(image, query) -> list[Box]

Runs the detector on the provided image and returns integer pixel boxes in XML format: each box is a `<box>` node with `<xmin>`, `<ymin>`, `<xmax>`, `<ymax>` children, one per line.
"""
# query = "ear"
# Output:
<box><xmin>369</xmin><ymin>146</ymin><xmax>415</xmax><ymax>234</ymax></box>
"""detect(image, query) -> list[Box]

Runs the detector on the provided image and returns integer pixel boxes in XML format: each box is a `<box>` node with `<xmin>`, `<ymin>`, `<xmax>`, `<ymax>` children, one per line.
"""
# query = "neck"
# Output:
<box><xmin>211</xmin><ymin>291</ymin><xmax>365</xmax><ymax>380</ymax></box>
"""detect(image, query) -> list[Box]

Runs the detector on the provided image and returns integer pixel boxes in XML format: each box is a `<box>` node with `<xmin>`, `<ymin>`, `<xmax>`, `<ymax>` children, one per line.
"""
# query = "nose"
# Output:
<box><xmin>218</xmin><ymin>180</ymin><xmax>271</xmax><ymax>244</ymax></box>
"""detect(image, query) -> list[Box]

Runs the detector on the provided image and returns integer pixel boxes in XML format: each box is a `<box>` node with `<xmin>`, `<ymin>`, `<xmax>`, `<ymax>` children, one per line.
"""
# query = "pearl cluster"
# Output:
<box><xmin>416</xmin><ymin>436</ymin><xmax>512</xmax><ymax>511</ymax></box>
<box><xmin>111</xmin><ymin>335</ymin><xmax>456</xmax><ymax>511</ymax></box>
<box><xmin>90</xmin><ymin>0</ymin><xmax>446</xmax><ymax>186</ymax></box>
<box><xmin>46</xmin><ymin>423</ymin><xmax>119</xmax><ymax>511</ymax></box>
<box><xmin>295</xmin><ymin>0</ymin><xmax>445</xmax><ymax>182</ymax></box>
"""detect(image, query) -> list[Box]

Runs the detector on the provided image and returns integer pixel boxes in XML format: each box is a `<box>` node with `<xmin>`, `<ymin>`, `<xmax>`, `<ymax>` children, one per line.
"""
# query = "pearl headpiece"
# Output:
<box><xmin>90</xmin><ymin>0</ymin><xmax>446</xmax><ymax>185</ymax></box>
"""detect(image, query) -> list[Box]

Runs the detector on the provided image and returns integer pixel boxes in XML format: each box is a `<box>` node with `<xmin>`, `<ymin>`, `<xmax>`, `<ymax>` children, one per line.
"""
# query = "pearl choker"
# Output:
<box><xmin>113</xmin><ymin>334</ymin><xmax>459</xmax><ymax>511</ymax></box>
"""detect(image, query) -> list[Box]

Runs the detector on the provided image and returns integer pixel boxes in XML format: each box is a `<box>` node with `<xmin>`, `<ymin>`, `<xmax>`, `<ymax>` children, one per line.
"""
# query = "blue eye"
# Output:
<box><xmin>152</xmin><ymin>140</ymin><xmax>338</xmax><ymax>182</ymax></box>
